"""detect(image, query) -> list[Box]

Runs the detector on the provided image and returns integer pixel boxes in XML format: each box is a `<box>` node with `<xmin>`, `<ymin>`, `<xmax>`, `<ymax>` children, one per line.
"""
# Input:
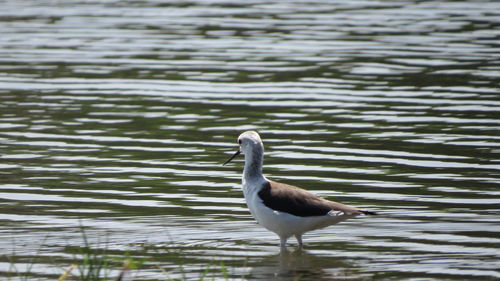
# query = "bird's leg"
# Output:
<box><xmin>280</xmin><ymin>236</ymin><xmax>288</xmax><ymax>253</ymax></box>
<box><xmin>295</xmin><ymin>234</ymin><xmax>303</xmax><ymax>250</ymax></box>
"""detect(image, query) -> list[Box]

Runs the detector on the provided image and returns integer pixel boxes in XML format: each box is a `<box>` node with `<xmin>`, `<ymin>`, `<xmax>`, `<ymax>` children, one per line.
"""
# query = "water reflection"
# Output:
<box><xmin>1</xmin><ymin>0</ymin><xmax>500</xmax><ymax>280</ymax></box>
<box><xmin>248</xmin><ymin>251</ymin><xmax>368</xmax><ymax>281</ymax></box>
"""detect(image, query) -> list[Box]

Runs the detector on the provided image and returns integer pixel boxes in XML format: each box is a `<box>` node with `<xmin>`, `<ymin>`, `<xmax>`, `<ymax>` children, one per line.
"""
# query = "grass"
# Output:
<box><xmin>3</xmin><ymin>227</ymin><xmax>230</xmax><ymax>281</ymax></box>
<box><xmin>4</xmin><ymin>236</ymin><xmax>48</xmax><ymax>281</ymax></box>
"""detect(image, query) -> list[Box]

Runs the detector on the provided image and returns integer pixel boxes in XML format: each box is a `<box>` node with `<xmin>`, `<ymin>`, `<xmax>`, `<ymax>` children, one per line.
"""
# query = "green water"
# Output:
<box><xmin>0</xmin><ymin>0</ymin><xmax>499</xmax><ymax>280</ymax></box>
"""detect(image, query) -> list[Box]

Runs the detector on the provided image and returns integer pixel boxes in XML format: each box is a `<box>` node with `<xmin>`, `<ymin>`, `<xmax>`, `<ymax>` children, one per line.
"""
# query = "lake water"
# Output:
<box><xmin>1</xmin><ymin>0</ymin><xmax>499</xmax><ymax>280</ymax></box>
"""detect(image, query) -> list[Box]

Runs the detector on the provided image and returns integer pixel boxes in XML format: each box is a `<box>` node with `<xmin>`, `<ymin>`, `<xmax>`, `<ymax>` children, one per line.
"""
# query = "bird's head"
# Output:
<box><xmin>223</xmin><ymin>131</ymin><xmax>263</xmax><ymax>165</ymax></box>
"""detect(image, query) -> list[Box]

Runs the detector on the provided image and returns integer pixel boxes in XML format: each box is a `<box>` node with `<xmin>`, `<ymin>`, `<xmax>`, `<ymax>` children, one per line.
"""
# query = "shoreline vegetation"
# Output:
<box><xmin>3</xmin><ymin>227</ymin><xmax>230</xmax><ymax>281</ymax></box>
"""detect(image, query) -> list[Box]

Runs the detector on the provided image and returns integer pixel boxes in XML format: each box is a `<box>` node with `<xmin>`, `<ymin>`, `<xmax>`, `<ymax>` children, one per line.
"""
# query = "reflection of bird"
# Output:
<box><xmin>224</xmin><ymin>131</ymin><xmax>376</xmax><ymax>251</ymax></box>
<box><xmin>249</xmin><ymin>251</ymin><xmax>363</xmax><ymax>280</ymax></box>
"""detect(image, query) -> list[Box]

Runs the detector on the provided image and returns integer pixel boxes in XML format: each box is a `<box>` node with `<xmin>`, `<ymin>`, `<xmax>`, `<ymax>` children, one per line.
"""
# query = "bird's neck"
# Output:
<box><xmin>243</xmin><ymin>146</ymin><xmax>265</xmax><ymax>183</ymax></box>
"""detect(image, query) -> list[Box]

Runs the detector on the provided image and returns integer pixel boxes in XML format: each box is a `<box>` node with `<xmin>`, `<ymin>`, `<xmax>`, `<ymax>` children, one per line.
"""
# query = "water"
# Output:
<box><xmin>1</xmin><ymin>0</ymin><xmax>499</xmax><ymax>280</ymax></box>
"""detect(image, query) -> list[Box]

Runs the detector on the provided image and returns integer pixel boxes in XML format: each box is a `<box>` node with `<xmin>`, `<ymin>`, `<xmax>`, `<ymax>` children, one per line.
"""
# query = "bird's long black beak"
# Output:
<box><xmin>223</xmin><ymin>150</ymin><xmax>241</xmax><ymax>166</ymax></box>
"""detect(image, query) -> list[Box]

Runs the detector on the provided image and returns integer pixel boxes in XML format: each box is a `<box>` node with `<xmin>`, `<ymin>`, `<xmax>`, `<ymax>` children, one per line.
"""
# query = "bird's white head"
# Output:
<box><xmin>223</xmin><ymin>130</ymin><xmax>263</xmax><ymax>166</ymax></box>
<box><xmin>237</xmin><ymin>131</ymin><xmax>263</xmax><ymax>154</ymax></box>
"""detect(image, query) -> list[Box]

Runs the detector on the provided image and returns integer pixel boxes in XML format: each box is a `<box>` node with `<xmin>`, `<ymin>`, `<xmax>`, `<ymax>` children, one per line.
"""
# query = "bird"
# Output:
<box><xmin>223</xmin><ymin>130</ymin><xmax>376</xmax><ymax>252</ymax></box>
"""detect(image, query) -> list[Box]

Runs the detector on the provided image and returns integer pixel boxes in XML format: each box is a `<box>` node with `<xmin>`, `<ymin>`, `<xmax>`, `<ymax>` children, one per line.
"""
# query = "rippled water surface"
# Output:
<box><xmin>1</xmin><ymin>0</ymin><xmax>500</xmax><ymax>280</ymax></box>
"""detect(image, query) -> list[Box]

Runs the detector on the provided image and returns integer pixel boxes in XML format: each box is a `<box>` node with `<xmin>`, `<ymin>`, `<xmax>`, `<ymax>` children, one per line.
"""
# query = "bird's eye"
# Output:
<box><xmin>238</xmin><ymin>139</ymin><xmax>242</xmax><ymax>144</ymax></box>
